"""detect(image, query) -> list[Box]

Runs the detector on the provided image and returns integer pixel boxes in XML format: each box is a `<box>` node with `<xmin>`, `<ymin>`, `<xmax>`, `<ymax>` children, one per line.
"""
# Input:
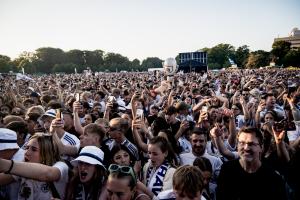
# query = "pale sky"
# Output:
<box><xmin>0</xmin><ymin>0</ymin><xmax>299</xmax><ymax>61</ymax></box>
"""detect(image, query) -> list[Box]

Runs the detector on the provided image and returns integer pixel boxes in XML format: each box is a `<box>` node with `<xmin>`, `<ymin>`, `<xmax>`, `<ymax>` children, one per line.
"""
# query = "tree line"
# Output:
<box><xmin>0</xmin><ymin>41</ymin><xmax>299</xmax><ymax>74</ymax></box>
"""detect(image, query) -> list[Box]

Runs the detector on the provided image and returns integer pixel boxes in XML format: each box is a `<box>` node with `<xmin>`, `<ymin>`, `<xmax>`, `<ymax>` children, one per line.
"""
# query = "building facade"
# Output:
<box><xmin>274</xmin><ymin>28</ymin><xmax>300</xmax><ymax>49</ymax></box>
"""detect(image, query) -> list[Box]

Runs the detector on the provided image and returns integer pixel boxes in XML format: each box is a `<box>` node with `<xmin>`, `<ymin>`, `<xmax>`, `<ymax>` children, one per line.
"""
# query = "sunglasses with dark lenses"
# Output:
<box><xmin>108</xmin><ymin>164</ymin><xmax>137</xmax><ymax>183</ymax></box>
<box><xmin>108</xmin><ymin>126</ymin><xmax>121</xmax><ymax>132</ymax></box>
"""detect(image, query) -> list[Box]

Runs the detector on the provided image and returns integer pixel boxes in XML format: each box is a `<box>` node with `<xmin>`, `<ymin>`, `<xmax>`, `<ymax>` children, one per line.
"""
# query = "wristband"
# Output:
<box><xmin>4</xmin><ymin>160</ymin><xmax>14</xmax><ymax>174</ymax></box>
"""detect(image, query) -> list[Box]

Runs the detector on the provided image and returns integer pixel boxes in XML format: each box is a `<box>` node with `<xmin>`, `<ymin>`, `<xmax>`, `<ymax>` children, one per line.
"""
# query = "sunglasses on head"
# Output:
<box><xmin>108</xmin><ymin>164</ymin><xmax>137</xmax><ymax>183</ymax></box>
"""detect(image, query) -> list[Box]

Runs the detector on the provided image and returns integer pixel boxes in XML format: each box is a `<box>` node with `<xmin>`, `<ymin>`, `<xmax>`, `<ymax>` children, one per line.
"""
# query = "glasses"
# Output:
<box><xmin>108</xmin><ymin>164</ymin><xmax>137</xmax><ymax>183</ymax></box>
<box><xmin>238</xmin><ymin>141</ymin><xmax>260</xmax><ymax>148</ymax></box>
<box><xmin>108</xmin><ymin>126</ymin><xmax>121</xmax><ymax>132</ymax></box>
<box><xmin>242</xmin><ymin>93</ymin><xmax>249</xmax><ymax>96</ymax></box>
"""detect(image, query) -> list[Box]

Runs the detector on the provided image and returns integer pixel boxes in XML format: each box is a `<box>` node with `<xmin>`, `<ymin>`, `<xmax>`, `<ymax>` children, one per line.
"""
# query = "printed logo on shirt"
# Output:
<box><xmin>41</xmin><ymin>183</ymin><xmax>50</xmax><ymax>193</ymax></box>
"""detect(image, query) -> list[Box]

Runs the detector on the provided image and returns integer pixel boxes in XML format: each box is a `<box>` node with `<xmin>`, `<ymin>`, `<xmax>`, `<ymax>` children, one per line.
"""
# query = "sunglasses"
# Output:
<box><xmin>108</xmin><ymin>164</ymin><xmax>137</xmax><ymax>183</ymax></box>
<box><xmin>108</xmin><ymin>126</ymin><xmax>121</xmax><ymax>132</ymax></box>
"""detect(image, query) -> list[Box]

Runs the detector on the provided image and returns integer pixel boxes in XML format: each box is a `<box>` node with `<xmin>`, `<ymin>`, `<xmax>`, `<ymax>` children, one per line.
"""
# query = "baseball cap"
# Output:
<box><xmin>0</xmin><ymin>128</ymin><xmax>19</xmax><ymax>151</ymax></box>
<box><xmin>71</xmin><ymin>146</ymin><xmax>105</xmax><ymax>169</ymax></box>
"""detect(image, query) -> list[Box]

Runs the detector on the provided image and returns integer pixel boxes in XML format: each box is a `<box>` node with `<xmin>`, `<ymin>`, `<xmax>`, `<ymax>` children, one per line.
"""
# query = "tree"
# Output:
<box><xmin>12</xmin><ymin>51</ymin><xmax>38</xmax><ymax>74</ymax></box>
<box><xmin>245</xmin><ymin>50</ymin><xmax>270</xmax><ymax>68</ymax></box>
<box><xmin>131</xmin><ymin>59</ymin><xmax>141</xmax><ymax>71</ymax></box>
<box><xmin>103</xmin><ymin>53</ymin><xmax>131</xmax><ymax>71</ymax></box>
<box><xmin>65</xmin><ymin>49</ymin><xmax>84</xmax><ymax>66</ymax></box>
<box><xmin>207</xmin><ymin>43</ymin><xmax>235</xmax><ymax>69</ymax></box>
<box><xmin>0</xmin><ymin>55</ymin><xmax>13</xmax><ymax>73</ymax></box>
<box><xmin>140</xmin><ymin>57</ymin><xmax>163</xmax><ymax>70</ymax></box>
<box><xmin>282</xmin><ymin>48</ymin><xmax>300</xmax><ymax>67</ymax></box>
<box><xmin>35</xmin><ymin>47</ymin><xmax>66</xmax><ymax>73</ymax></box>
<box><xmin>235</xmin><ymin>45</ymin><xmax>250</xmax><ymax>68</ymax></box>
<box><xmin>271</xmin><ymin>41</ymin><xmax>291</xmax><ymax>66</ymax></box>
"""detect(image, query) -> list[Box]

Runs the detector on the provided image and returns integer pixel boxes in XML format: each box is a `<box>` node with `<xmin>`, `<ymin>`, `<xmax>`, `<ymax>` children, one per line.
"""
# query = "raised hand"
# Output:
<box><xmin>272</xmin><ymin>126</ymin><xmax>285</xmax><ymax>144</ymax></box>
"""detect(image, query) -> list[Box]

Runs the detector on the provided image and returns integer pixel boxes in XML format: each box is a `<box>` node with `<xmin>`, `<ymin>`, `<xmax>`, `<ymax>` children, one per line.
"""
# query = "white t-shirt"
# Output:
<box><xmin>6</xmin><ymin>148</ymin><xmax>25</xmax><ymax>200</ymax></box>
<box><xmin>287</xmin><ymin>125</ymin><xmax>300</xmax><ymax>142</ymax></box>
<box><xmin>61</xmin><ymin>131</ymin><xmax>80</xmax><ymax>160</ymax></box>
<box><xmin>179</xmin><ymin>151</ymin><xmax>223</xmax><ymax>184</ymax></box>
<box><xmin>206</xmin><ymin>140</ymin><xmax>239</xmax><ymax>161</ymax></box>
<box><xmin>178</xmin><ymin>136</ymin><xmax>192</xmax><ymax>153</ymax></box>
<box><xmin>156</xmin><ymin>189</ymin><xmax>207</xmax><ymax>200</ymax></box>
<box><xmin>15</xmin><ymin>161</ymin><xmax>69</xmax><ymax>200</ymax></box>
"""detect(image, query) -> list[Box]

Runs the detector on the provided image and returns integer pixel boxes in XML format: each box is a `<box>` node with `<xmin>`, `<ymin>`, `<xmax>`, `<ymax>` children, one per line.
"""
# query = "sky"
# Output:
<box><xmin>0</xmin><ymin>0</ymin><xmax>299</xmax><ymax>61</ymax></box>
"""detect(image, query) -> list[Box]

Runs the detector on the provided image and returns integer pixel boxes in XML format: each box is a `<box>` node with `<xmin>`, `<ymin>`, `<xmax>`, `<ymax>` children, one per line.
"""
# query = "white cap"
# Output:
<box><xmin>40</xmin><ymin>109</ymin><xmax>56</xmax><ymax>120</ymax></box>
<box><xmin>0</xmin><ymin>128</ymin><xmax>19</xmax><ymax>151</ymax></box>
<box><xmin>71</xmin><ymin>146</ymin><xmax>105</xmax><ymax>169</ymax></box>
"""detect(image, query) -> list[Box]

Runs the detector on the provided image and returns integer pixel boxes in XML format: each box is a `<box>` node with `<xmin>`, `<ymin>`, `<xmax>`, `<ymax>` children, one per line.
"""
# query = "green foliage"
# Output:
<box><xmin>235</xmin><ymin>45</ymin><xmax>250</xmax><ymax>68</ymax></box>
<box><xmin>2</xmin><ymin>41</ymin><xmax>289</xmax><ymax>74</ymax></box>
<box><xmin>35</xmin><ymin>47</ymin><xmax>66</xmax><ymax>73</ymax></box>
<box><xmin>0</xmin><ymin>55</ymin><xmax>13</xmax><ymax>73</ymax></box>
<box><xmin>271</xmin><ymin>41</ymin><xmax>291</xmax><ymax>66</ymax></box>
<box><xmin>141</xmin><ymin>57</ymin><xmax>163</xmax><ymax>69</ymax></box>
<box><xmin>245</xmin><ymin>50</ymin><xmax>270</xmax><ymax>68</ymax></box>
<box><xmin>282</xmin><ymin>48</ymin><xmax>300</xmax><ymax>67</ymax></box>
<box><xmin>206</xmin><ymin>44</ymin><xmax>235</xmax><ymax>69</ymax></box>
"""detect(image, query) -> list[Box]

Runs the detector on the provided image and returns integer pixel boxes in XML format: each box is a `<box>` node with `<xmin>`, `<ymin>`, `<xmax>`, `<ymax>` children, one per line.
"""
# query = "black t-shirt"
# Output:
<box><xmin>216</xmin><ymin>159</ymin><xmax>287</xmax><ymax>200</ymax></box>
<box><xmin>169</xmin><ymin>120</ymin><xmax>181</xmax><ymax>136</ymax></box>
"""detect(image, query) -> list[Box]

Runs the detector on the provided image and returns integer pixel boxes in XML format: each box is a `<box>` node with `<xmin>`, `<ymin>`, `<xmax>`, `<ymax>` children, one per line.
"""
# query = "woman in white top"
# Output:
<box><xmin>0</xmin><ymin>132</ymin><xmax>69</xmax><ymax>200</ymax></box>
<box><xmin>143</xmin><ymin>136</ymin><xmax>177</xmax><ymax>198</ymax></box>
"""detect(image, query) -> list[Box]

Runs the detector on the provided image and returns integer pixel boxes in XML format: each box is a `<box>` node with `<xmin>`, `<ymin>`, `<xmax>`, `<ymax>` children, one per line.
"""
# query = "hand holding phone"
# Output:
<box><xmin>56</xmin><ymin>109</ymin><xmax>63</xmax><ymax>120</ymax></box>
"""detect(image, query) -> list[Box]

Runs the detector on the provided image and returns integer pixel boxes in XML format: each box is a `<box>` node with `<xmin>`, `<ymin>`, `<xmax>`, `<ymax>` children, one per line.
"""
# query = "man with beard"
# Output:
<box><xmin>216</xmin><ymin>127</ymin><xmax>287</xmax><ymax>200</ymax></box>
<box><xmin>179</xmin><ymin>128</ymin><xmax>223</xmax><ymax>194</ymax></box>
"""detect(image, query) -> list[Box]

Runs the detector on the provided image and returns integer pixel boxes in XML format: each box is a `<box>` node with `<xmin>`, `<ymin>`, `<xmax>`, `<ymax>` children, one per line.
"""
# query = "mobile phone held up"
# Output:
<box><xmin>56</xmin><ymin>109</ymin><xmax>63</xmax><ymax>120</ymax></box>
<box><xmin>76</xmin><ymin>93</ymin><xmax>81</xmax><ymax>102</ymax></box>
<box><xmin>202</xmin><ymin>106</ymin><xmax>208</xmax><ymax>112</ymax></box>
<box><xmin>136</xmin><ymin>109</ymin><xmax>144</xmax><ymax>121</ymax></box>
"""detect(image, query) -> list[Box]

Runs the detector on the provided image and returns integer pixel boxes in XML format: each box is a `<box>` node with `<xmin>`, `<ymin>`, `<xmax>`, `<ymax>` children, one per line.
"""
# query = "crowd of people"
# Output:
<box><xmin>0</xmin><ymin>66</ymin><xmax>299</xmax><ymax>200</ymax></box>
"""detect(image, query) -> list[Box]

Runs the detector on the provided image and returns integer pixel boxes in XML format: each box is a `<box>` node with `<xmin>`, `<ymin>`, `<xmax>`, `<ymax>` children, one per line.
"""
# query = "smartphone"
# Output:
<box><xmin>273</xmin><ymin>120</ymin><xmax>285</xmax><ymax>132</ymax></box>
<box><xmin>56</xmin><ymin>109</ymin><xmax>63</xmax><ymax>120</ymax></box>
<box><xmin>136</xmin><ymin>109</ymin><xmax>144</xmax><ymax>120</ymax></box>
<box><xmin>202</xmin><ymin>106</ymin><xmax>208</xmax><ymax>112</ymax></box>
<box><xmin>76</xmin><ymin>93</ymin><xmax>80</xmax><ymax>102</ymax></box>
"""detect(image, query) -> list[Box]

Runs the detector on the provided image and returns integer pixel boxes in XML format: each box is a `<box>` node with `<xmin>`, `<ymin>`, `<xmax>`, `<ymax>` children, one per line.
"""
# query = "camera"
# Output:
<box><xmin>273</xmin><ymin>119</ymin><xmax>286</xmax><ymax>132</ymax></box>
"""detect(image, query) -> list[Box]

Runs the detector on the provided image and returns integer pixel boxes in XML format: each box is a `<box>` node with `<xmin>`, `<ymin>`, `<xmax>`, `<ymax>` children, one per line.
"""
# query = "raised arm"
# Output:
<box><xmin>210</xmin><ymin>125</ymin><xmax>236</xmax><ymax>160</ymax></box>
<box><xmin>239</xmin><ymin>95</ymin><xmax>250</xmax><ymax>120</ymax></box>
<box><xmin>131</xmin><ymin>119</ymin><xmax>149</xmax><ymax>153</ymax></box>
<box><xmin>272</xmin><ymin>127</ymin><xmax>290</xmax><ymax>163</ymax></box>
<box><xmin>287</xmin><ymin>97</ymin><xmax>300</xmax><ymax>121</ymax></box>
<box><xmin>0</xmin><ymin>158</ymin><xmax>62</xmax><ymax>182</ymax></box>
<box><xmin>73</xmin><ymin>101</ymin><xmax>84</xmax><ymax>135</ymax></box>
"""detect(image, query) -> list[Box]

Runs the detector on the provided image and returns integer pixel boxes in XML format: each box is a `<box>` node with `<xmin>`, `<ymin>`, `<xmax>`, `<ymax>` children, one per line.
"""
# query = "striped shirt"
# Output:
<box><xmin>105</xmin><ymin>138</ymin><xmax>140</xmax><ymax>160</ymax></box>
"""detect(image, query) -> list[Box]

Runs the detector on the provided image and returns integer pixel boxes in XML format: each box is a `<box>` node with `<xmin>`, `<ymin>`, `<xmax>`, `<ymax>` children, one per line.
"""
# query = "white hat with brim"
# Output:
<box><xmin>71</xmin><ymin>146</ymin><xmax>105</xmax><ymax>169</ymax></box>
<box><xmin>40</xmin><ymin>109</ymin><xmax>56</xmax><ymax>120</ymax></box>
<box><xmin>0</xmin><ymin>128</ymin><xmax>19</xmax><ymax>151</ymax></box>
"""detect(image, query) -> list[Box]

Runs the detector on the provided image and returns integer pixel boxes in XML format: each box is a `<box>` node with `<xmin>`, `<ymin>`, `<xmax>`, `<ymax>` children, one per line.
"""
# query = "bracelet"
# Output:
<box><xmin>4</xmin><ymin>160</ymin><xmax>14</xmax><ymax>174</ymax></box>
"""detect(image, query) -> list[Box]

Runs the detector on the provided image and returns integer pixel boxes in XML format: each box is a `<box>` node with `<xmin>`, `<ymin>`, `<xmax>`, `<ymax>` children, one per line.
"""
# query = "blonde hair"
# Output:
<box><xmin>29</xmin><ymin>132</ymin><xmax>61</xmax><ymax>166</ymax></box>
<box><xmin>26</xmin><ymin>105</ymin><xmax>45</xmax><ymax>117</ymax></box>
